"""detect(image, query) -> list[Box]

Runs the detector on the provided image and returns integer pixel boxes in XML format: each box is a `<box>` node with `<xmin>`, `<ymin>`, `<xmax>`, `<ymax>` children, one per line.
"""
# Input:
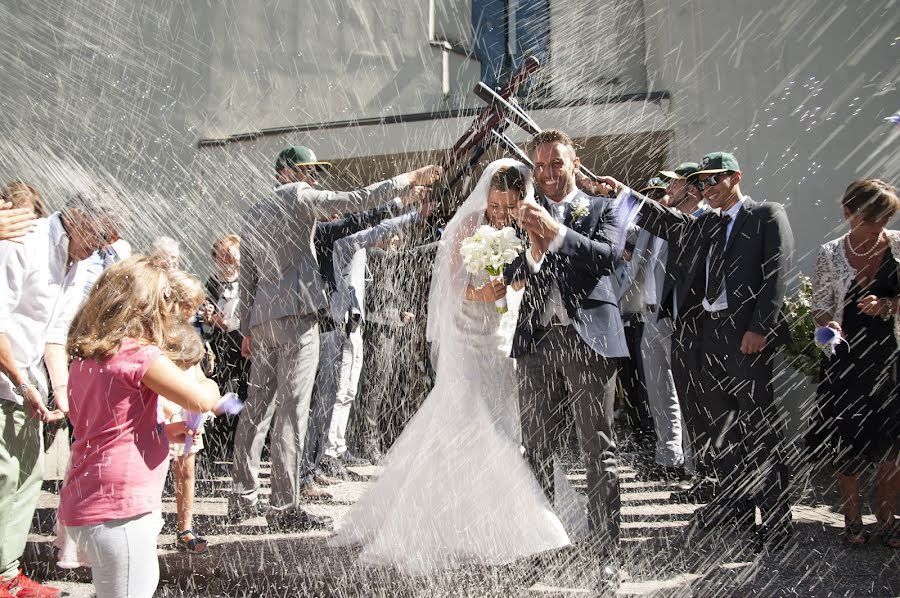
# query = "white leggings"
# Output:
<box><xmin>68</xmin><ymin>511</ymin><xmax>163</xmax><ymax>598</ymax></box>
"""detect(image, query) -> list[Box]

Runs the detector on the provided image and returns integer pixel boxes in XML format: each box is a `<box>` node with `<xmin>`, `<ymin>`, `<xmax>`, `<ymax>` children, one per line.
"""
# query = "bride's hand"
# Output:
<box><xmin>466</xmin><ymin>280</ymin><xmax>507</xmax><ymax>302</ymax></box>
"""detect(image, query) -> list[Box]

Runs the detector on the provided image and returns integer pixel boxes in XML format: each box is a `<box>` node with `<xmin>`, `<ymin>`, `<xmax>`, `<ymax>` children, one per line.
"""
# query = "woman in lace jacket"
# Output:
<box><xmin>811</xmin><ymin>179</ymin><xmax>900</xmax><ymax>548</ymax></box>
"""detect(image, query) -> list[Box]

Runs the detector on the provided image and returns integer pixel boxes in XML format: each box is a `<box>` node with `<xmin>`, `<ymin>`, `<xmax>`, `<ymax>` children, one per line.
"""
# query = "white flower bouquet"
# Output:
<box><xmin>459</xmin><ymin>225</ymin><xmax>524</xmax><ymax>313</ymax></box>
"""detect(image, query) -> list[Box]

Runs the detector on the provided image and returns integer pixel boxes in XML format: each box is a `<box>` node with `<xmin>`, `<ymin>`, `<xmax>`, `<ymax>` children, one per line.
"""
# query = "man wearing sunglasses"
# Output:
<box><xmin>593</xmin><ymin>152</ymin><xmax>795</xmax><ymax>552</ymax></box>
<box><xmin>654</xmin><ymin>162</ymin><xmax>717</xmax><ymax>502</ymax></box>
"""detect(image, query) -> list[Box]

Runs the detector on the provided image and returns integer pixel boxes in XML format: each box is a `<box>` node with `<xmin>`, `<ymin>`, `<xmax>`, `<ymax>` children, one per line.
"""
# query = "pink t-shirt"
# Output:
<box><xmin>59</xmin><ymin>339</ymin><xmax>168</xmax><ymax>527</ymax></box>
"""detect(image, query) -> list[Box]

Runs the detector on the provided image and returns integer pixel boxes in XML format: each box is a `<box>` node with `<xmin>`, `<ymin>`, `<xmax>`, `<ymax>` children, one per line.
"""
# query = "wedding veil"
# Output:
<box><xmin>425</xmin><ymin>158</ymin><xmax>535</xmax><ymax>364</ymax></box>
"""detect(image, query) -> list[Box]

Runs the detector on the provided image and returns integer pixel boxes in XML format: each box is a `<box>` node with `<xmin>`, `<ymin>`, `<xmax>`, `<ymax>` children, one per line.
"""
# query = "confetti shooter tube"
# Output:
<box><xmin>182</xmin><ymin>393</ymin><xmax>243</xmax><ymax>453</ymax></box>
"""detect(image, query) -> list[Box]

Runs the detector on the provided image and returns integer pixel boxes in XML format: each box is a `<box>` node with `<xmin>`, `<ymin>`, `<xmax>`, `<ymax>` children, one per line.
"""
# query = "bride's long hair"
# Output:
<box><xmin>426</xmin><ymin>159</ymin><xmax>535</xmax><ymax>363</ymax></box>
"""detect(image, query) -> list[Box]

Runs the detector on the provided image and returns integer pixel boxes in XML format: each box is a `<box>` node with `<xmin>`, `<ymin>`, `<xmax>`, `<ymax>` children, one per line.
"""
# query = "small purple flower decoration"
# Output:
<box><xmin>814</xmin><ymin>326</ymin><xmax>845</xmax><ymax>357</ymax></box>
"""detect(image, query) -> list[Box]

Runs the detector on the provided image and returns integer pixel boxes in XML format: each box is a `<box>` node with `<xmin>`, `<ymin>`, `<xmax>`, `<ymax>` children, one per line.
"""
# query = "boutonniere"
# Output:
<box><xmin>570</xmin><ymin>198</ymin><xmax>590</xmax><ymax>221</ymax></box>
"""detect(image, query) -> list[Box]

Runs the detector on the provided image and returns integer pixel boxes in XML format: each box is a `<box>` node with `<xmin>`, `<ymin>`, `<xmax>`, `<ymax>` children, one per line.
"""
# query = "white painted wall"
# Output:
<box><xmin>2</xmin><ymin>0</ymin><xmax>897</xmax><ymax>278</ymax></box>
<box><xmin>643</xmin><ymin>0</ymin><xmax>900</xmax><ymax>273</ymax></box>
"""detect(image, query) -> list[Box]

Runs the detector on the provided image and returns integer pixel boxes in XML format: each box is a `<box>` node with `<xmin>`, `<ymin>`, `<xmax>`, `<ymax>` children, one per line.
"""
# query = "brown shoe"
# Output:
<box><xmin>313</xmin><ymin>473</ymin><xmax>342</xmax><ymax>487</ymax></box>
<box><xmin>298</xmin><ymin>482</ymin><xmax>332</xmax><ymax>502</ymax></box>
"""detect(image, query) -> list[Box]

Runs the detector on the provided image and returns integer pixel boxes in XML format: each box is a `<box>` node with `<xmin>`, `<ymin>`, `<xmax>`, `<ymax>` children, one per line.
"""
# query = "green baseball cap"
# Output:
<box><xmin>694</xmin><ymin>152</ymin><xmax>740</xmax><ymax>176</ymax></box>
<box><xmin>638</xmin><ymin>177</ymin><xmax>668</xmax><ymax>194</ymax></box>
<box><xmin>659</xmin><ymin>162</ymin><xmax>700</xmax><ymax>180</ymax></box>
<box><xmin>275</xmin><ymin>146</ymin><xmax>332</xmax><ymax>172</ymax></box>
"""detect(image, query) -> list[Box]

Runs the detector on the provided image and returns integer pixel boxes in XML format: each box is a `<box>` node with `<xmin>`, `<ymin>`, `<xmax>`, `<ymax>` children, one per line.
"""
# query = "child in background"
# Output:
<box><xmin>164</xmin><ymin>269</ymin><xmax>214</xmax><ymax>553</ymax></box>
<box><xmin>59</xmin><ymin>256</ymin><xmax>221</xmax><ymax>598</ymax></box>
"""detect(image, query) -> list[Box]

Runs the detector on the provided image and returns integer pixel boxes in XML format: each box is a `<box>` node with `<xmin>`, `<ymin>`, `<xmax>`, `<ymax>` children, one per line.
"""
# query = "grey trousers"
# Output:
<box><xmin>231</xmin><ymin>315</ymin><xmax>319</xmax><ymax>512</ymax></box>
<box><xmin>517</xmin><ymin>326</ymin><xmax>621</xmax><ymax>545</ymax></box>
<box><xmin>640</xmin><ymin>312</ymin><xmax>685</xmax><ymax>467</ymax></box>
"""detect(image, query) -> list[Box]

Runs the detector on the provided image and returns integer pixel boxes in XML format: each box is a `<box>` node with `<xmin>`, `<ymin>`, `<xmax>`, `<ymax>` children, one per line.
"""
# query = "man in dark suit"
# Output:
<box><xmin>655</xmin><ymin>163</ymin><xmax>720</xmax><ymax>500</ymax></box>
<box><xmin>299</xmin><ymin>201</ymin><xmax>408</xmax><ymax>496</ymax></box>
<box><xmin>506</xmin><ymin>130</ymin><xmax>628</xmax><ymax>572</ymax></box>
<box><xmin>598</xmin><ymin>152</ymin><xmax>795</xmax><ymax>550</ymax></box>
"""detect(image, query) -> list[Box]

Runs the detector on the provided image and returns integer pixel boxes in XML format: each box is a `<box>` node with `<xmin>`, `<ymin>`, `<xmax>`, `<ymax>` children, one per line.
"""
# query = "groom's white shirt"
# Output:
<box><xmin>526</xmin><ymin>188</ymin><xmax>578</xmax><ymax>327</ymax></box>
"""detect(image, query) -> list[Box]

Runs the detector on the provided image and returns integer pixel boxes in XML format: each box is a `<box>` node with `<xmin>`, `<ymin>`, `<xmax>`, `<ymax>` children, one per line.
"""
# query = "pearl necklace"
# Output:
<box><xmin>844</xmin><ymin>231</ymin><xmax>884</xmax><ymax>258</ymax></box>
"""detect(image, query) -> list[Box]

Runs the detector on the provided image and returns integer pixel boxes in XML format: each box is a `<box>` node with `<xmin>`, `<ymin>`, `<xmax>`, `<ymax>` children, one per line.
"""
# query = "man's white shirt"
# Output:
<box><xmin>525</xmin><ymin>188</ymin><xmax>579</xmax><ymax>327</ymax></box>
<box><xmin>702</xmin><ymin>197</ymin><xmax>745</xmax><ymax>312</ymax></box>
<box><xmin>0</xmin><ymin>213</ymin><xmax>87</xmax><ymax>403</ymax></box>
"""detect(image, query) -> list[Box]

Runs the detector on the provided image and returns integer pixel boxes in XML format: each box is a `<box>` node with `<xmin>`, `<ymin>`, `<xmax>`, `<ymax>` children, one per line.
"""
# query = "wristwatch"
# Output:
<box><xmin>13</xmin><ymin>381</ymin><xmax>33</xmax><ymax>396</ymax></box>
<box><xmin>881</xmin><ymin>298</ymin><xmax>893</xmax><ymax>321</ymax></box>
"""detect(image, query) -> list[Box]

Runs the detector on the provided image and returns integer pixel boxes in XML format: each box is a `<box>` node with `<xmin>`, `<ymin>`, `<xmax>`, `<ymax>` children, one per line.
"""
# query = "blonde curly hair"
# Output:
<box><xmin>67</xmin><ymin>255</ymin><xmax>179</xmax><ymax>362</ymax></box>
<box><xmin>167</xmin><ymin>269</ymin><xmax>206</xmax><ymax>318</ymax></box>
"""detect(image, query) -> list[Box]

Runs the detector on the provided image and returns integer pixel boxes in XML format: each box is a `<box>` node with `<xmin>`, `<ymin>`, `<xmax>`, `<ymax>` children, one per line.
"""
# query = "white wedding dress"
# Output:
<box><xmin>328</xmin><ymin>159</ymin><xmax>583</xmax><ymax>575</ymax></box>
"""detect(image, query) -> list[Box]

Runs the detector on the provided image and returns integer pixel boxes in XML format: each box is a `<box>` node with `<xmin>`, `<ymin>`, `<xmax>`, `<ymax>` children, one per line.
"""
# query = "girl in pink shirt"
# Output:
<box><xmin>59</xmin><ymin>256</ymin><xmax>221</xmax><ymax>598</ymax></box>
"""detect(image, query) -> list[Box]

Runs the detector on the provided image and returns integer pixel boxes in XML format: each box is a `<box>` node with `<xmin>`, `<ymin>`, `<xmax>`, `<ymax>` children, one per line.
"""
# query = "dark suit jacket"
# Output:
<box><xmin>636</xmin><ymin>195</ymin><xmax>794</xmax><ymax>351</ymax></box>
<box><xmin>504</xmin><ymin>192</ymin><xmax>624</xmax><ymax>359</ymax></box>
<box><xmin>314</xmin><ymin>202</ymin><xmax>399</xmax><ymax>291</ymax></box>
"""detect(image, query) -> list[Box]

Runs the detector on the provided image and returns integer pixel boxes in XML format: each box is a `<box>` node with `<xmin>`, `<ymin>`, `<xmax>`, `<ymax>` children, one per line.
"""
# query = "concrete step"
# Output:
<box><xmin>23</xmin><ymin>463</ymin><xmax>900</xmax><ymax>597</ymax></box>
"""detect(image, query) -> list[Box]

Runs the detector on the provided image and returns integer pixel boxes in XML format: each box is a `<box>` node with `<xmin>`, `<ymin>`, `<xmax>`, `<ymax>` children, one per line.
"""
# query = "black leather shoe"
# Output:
<box><xmin>734</xmin><ymin>508</ymin><xmax>757</xmax><ymax>533</ymax></box>
<box><xmin>266</xmin><ymin>509</ymin><xmax>333</xmax><ymax>532</ymax></box>
<box><xmin>753</xmin><ymin>506</ymin><xmax>793</xmax><ymax>552</ymax></box>
<box><xmin>689</xmin><ymin>503</ymin><xmax>740</xmax><ymax>531</ymax></box>
<box><xmin>340</xmin><ymin>451</ymin><xmax>371</xmax><ymax>466</ymax></box>
<box><xmin>752</xmin><ymin>521</ymin><xmax>794</xmax><ymax>553</ymax></box>
<box><xmin>319</xmin><ymin>455</ymin><xmax>350</xmax><ymax>480</ymax></box>
<box><xmin>669</xmin><ymin>477</ymin><xmax>719</xmax><ymax>503</ymax></box>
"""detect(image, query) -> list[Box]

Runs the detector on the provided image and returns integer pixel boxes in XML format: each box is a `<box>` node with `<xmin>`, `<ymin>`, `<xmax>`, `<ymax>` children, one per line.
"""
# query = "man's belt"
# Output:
<box><xmin>703</xmin><ymin>309</ymin><xmax>726</xmax><ymax>320</ymax></box>
<box><xmin>547</xmin><ymin>316</ymin><xmax>568</xmax><ymax>328</ymax></box>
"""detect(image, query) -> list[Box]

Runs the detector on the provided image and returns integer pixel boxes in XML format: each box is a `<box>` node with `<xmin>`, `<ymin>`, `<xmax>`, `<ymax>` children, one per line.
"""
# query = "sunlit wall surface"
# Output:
<box><xmin>0</xmin><ymin>0</ymin><xmax>897</xmax><ymax>276</ymax></box>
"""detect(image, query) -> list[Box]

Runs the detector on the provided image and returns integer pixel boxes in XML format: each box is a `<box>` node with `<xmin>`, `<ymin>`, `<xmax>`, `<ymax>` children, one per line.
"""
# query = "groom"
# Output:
<box><xmin>506</xmin><ymin>130</ymin><xmax>628</xmax><ymax>558</ymax></box>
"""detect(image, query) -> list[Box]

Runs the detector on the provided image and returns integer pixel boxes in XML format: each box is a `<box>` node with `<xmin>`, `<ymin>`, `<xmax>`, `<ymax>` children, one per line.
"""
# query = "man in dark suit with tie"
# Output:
<box><xmin>655</xmin><ymin>163</ymin><xmax>721</xmax><ymax>500</ymax></box>
<box><xmin>597</xmin><ymin>152</ymin><xmax>795</xmax><ymax>551</ymax></box>
<box><xmin>506</xmin><ymin>130</ymin><xmax>628</xmax><ymax>577</ymax></box>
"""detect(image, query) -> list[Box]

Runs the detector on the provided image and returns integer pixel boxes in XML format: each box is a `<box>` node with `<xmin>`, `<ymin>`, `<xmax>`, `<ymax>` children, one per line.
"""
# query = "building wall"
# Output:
<box><xmin>643</xmin><ymin>0</ymin><xmax>900</xmax><ymax>274</ymax></box>
<box><xmin>0</xmin><ymin>0</ymin><xmax>481</xmax><ymax>271</ymax></box>
<box><xmin>2</xmin><ymin>0</ymin><xmax>897</xmax><ymax>276</ymax></box>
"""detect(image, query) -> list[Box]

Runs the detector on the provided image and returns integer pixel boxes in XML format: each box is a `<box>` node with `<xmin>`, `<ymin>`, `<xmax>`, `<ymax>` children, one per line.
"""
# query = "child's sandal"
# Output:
<box><xmin>175</xmin><ymin>529</ymin><xmax>209</xmax><ymax>554</ymax></box>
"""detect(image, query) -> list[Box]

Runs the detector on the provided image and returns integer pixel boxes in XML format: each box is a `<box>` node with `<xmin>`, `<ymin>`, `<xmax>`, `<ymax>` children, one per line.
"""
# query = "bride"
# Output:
<box><xmin>328</xmin><ymin>159</ymin><xmax>583</xmax><ymax>575</ymax></box>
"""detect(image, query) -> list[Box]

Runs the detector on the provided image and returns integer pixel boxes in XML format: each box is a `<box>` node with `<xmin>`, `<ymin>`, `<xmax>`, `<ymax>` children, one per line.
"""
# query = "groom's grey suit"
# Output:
<box><xmin>506</xmin><ymin>189</ymin><xmax>628</xmax><ymax>546</ymax></box>
<box><xmin>233</xmin><ymin>175</ymin><xmax>412</xmax><ymax>515</ymax></box>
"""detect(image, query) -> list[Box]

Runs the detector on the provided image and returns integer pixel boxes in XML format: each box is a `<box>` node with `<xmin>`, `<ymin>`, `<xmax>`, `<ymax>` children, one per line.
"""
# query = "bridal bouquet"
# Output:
<box><xmin>780</xmin><ymin>274</ymin><xmax>821</xmax><ymax>379</ymax></box>
<box><xmin>459</xmin><ymin>225</ymin><xmax>523</xmax><ymax>313</ymax></box>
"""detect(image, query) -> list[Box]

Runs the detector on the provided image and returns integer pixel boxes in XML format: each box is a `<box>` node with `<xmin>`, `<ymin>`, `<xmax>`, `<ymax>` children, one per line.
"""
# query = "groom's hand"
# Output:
<box><xmin>515</xmin><ymin>198</ymin><xmax>559</xmax><ymax>253</ymax></box>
